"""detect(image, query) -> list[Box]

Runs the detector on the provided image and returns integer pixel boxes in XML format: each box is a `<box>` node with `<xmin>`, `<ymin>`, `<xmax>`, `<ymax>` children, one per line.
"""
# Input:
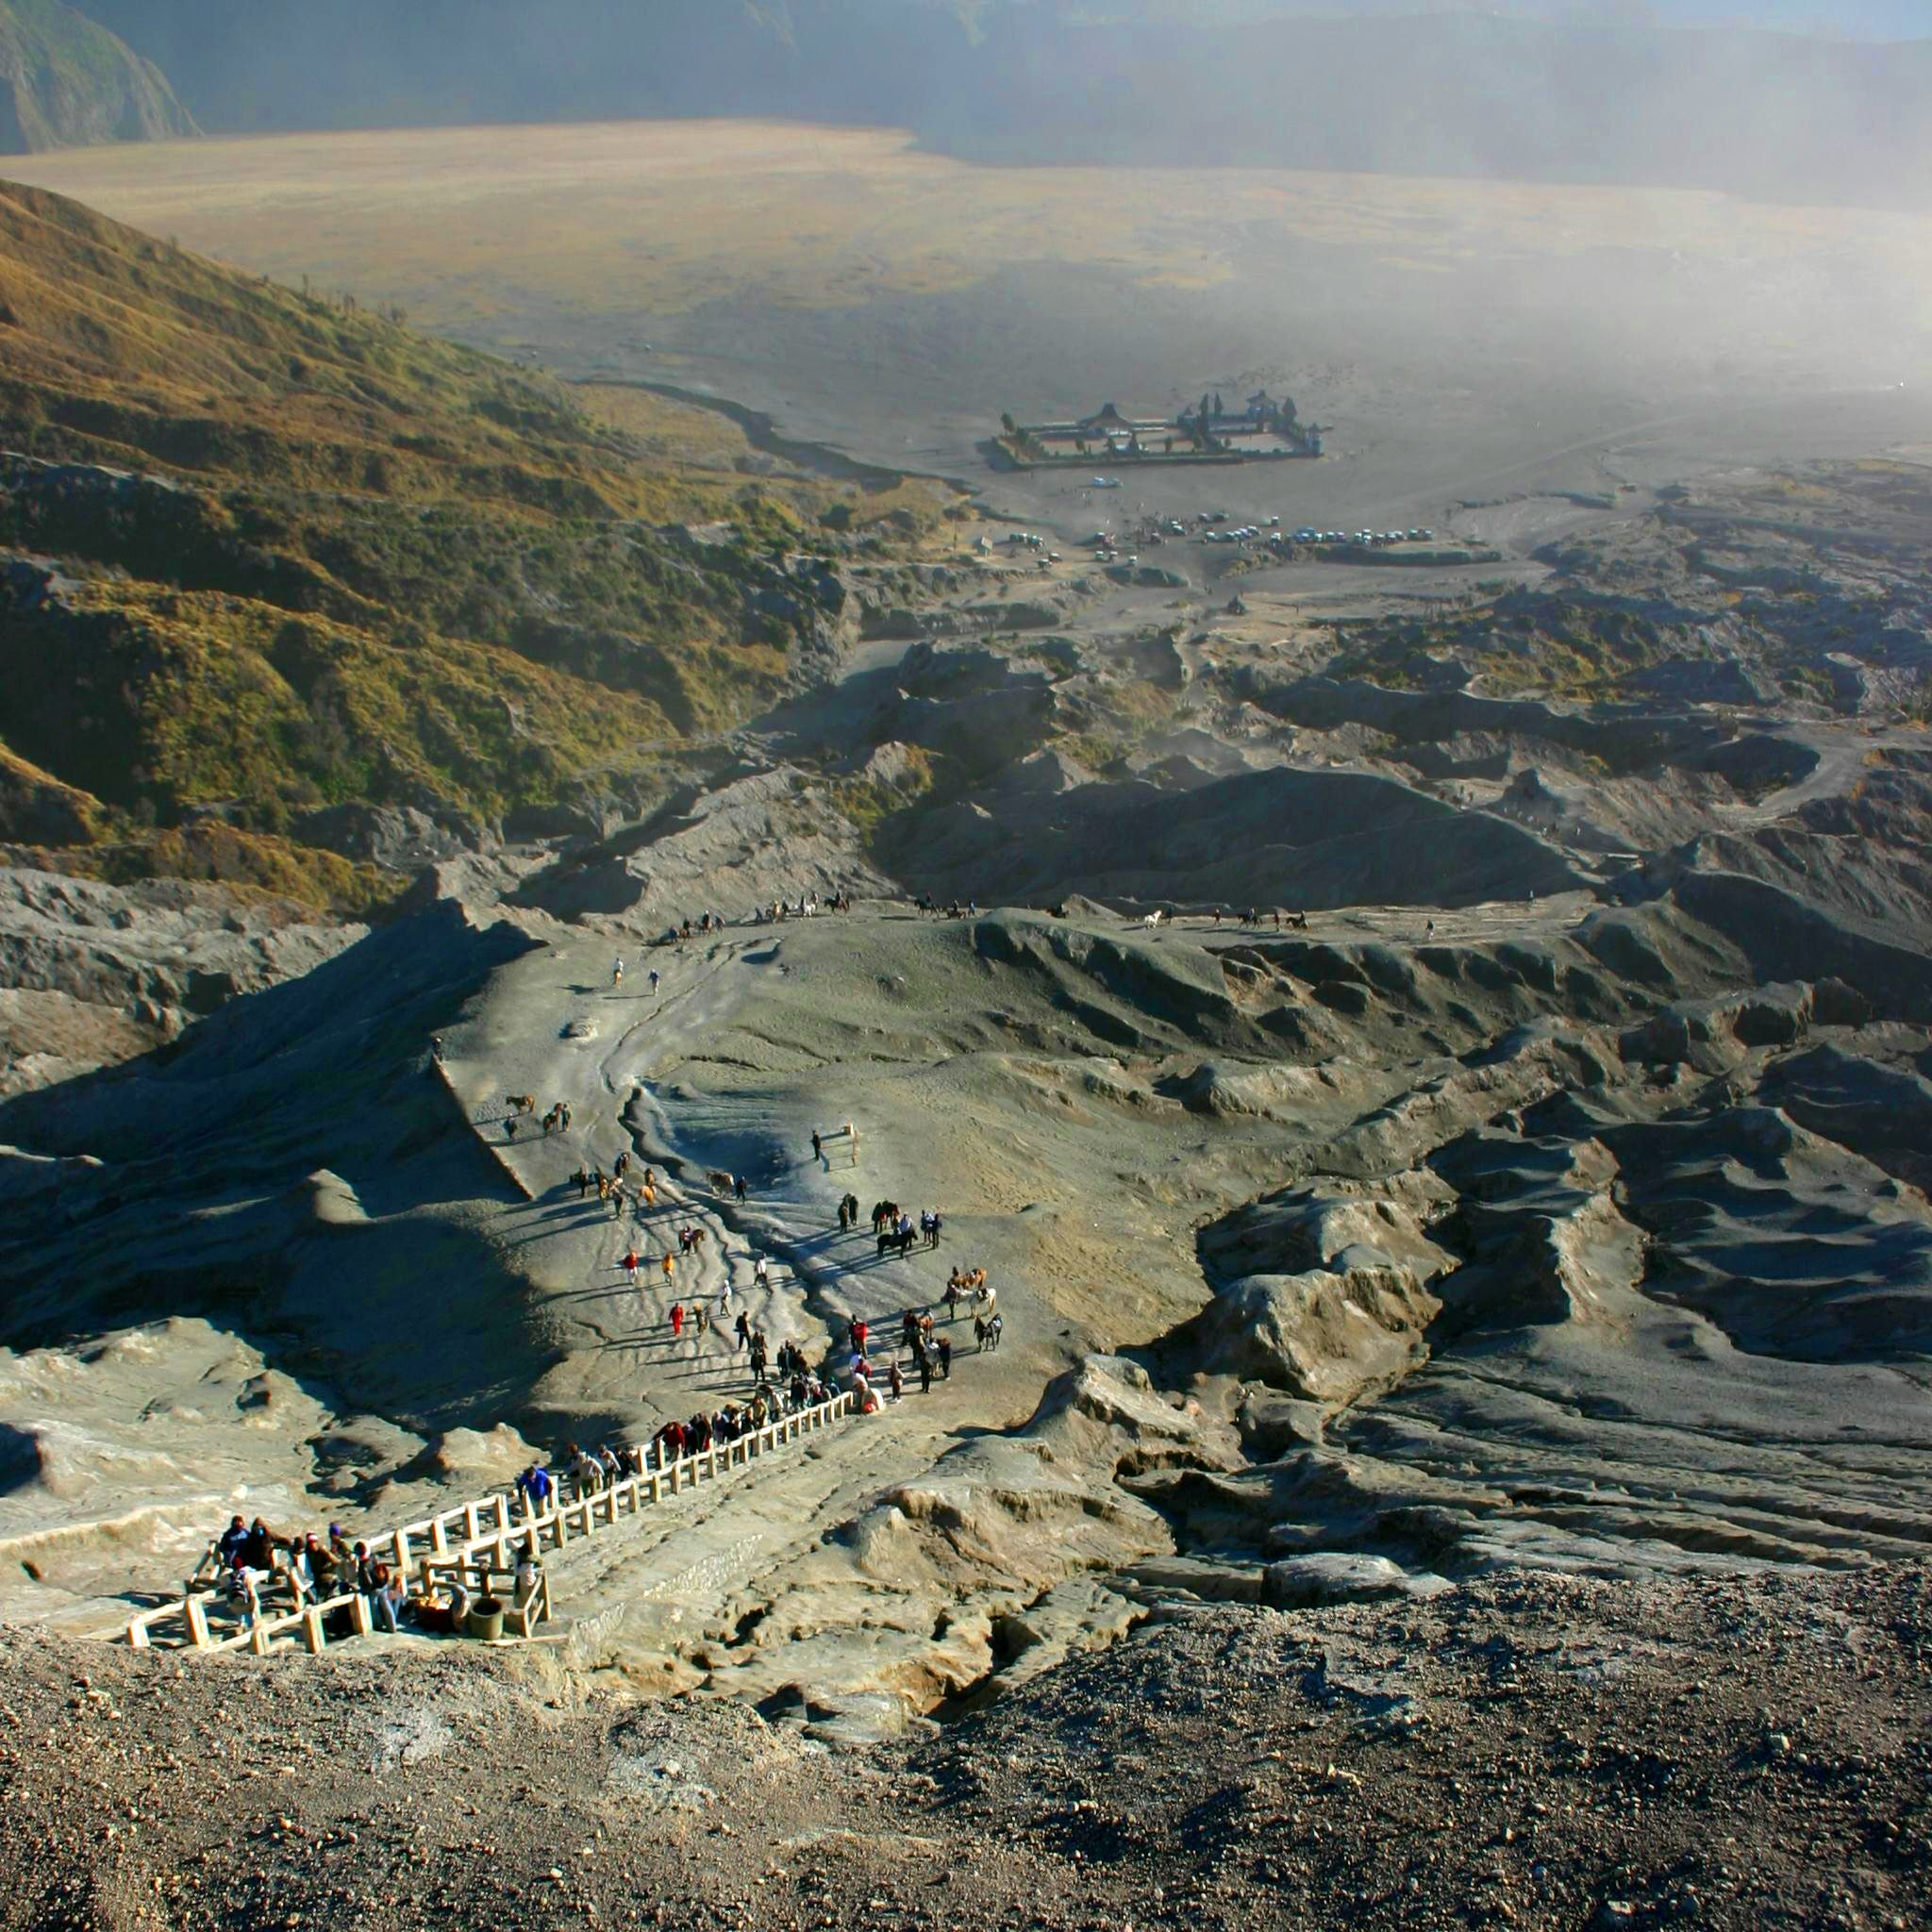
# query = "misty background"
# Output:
<box><xmin>65</xmin><ymin>0</ymin><xmax>1932</xmax><ymax>209</ymax></box>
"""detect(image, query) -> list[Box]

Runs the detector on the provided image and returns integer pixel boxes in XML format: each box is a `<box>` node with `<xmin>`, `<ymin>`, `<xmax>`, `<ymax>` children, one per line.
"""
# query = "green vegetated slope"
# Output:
<box><xmin>0</xmin><ymin>179</ymin><xmax>855</xmax><ymax>911</ymax></box>
<box><xmin>0</xmin><ymin>0</ymin><xmax>195</xmax><ymax>154</ymax></box>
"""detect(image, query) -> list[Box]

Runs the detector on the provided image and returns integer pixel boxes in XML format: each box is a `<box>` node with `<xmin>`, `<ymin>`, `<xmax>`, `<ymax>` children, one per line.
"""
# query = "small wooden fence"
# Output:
<box><xmin>125</xmin><ymin>1392</ymin><xmax>855</xmax><ymax>1656</ymax></box>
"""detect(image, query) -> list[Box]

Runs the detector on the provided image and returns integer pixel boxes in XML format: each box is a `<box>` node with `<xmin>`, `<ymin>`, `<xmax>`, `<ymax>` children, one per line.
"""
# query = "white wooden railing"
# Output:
<box><xmin>125</xmin><ymin>1392</ymin><xmax>856</xmax><ymax>1654</ymax></box>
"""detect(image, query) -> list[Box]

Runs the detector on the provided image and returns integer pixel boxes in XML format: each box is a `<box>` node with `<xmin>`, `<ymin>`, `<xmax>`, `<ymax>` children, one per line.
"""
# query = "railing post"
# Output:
<box><xmin>392</xmin><ymin>1529</ymin><xmax>411</xmax><ymax>1573</ymax></box>
<box><xmin>185</xmin><ymin>1597</ymin><xmax>211</xmax><ymax>1650</ymax></box>
<box><xmin>249</xmin><ymin>1622</ymin><xmax>273</xmax><ymax>1657</ymax></box>
<box><xmin>351</xmin><ymin>1592</ymin><xmax>374</xmax><ymax>1637</ymax></box>
<box><xmin>463</xmin><ymin>1503</ymin><xmax>481</xmax><ymax>1541</ymax></box>
<box><xmin>429</xmin><ymin>1517</ymin><xmax>450</xmax><ymax>1557</ymax></box>
<box><xmin>650</xmin><ymin>1472</ymin><xmax>664</xmax><ymax>1503</ymax></box>
<box><xmin>302</xmin><ymin>1607</ymin><xmax>326</xmax><ymax>1654</ymax></box>
<box><xmin>495</xmin><ymin>1494</ymin><xmax>511</xmax><ymax>1534</ymax></box>
<box><xmin>127</xmin><ymin>1616</ymin><xmax>149</xmax><ymax>1650</ymax></box>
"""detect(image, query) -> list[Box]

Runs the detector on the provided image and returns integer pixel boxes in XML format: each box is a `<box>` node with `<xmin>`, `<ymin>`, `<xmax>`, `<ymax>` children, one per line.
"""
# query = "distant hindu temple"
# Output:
<box><xmin>994</xmin><ymin>391</ymin><xmax>1322</xmax><ymax>468</ymax></box>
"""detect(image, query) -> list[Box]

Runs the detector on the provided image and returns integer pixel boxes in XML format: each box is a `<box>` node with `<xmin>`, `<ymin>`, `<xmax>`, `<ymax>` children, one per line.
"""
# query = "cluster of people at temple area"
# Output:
<box><xmin>200</xmin><ymin>1365</ymin><xmax>856</xmax><ymax>1640</ymax></box>
<box><xmin>207</xmin><ymin>1517</ymin><xmax>532</xmax><ymax>1638</ymax></box>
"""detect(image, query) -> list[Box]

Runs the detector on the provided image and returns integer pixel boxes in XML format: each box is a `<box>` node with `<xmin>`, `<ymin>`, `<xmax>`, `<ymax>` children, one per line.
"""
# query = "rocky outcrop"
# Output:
<box><xmin>881</xmin><ymin>764</ymin><xmax>1588</xmax><ymax>909</ymax></box>
<box><xmin>1183</xmin><ymin>1177</ymin><xmax>1456</xmax><ymax>1407</ymax></box>
<box><xmin>0</xmin><ymin>867</ymin><xmax>358</xmax><ymax>1094</ymax></box>
<box><xmin>1237</xmin><ymin>675</ymin><xmax>1722</xmax><ymax>774</ymax></box>
<box><xmin>512</xmin><ymin>766</ymin><xmax>894</xmax><ymax>926</ymax></box>
<box><xmin>293</xmin><ymin>804</ymin><xmax>490</xmax><ymax>872</ymax></box>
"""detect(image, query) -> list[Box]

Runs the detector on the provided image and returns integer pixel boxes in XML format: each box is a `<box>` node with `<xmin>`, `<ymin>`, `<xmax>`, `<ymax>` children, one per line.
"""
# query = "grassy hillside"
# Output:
<box><xmin>0</xmin><ymin>179</ymin><xmax>912</xmax><ymax>910</ymax></box>
<box><xmin>0</xmin><ymin>0</ymin><xmax>195</xmax><ymax>154</ymax></box>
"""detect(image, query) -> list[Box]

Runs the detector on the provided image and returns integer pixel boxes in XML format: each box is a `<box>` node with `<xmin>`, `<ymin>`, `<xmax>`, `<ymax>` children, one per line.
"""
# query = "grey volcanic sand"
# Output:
<box><xmin>5</xmin><ymin>862</ymin><xmax>1931</xmax><ymax>1714</ymax></box>
<box><xmin>16</xmin><ymin>121</ymin><xmax>1932</xmax><ymax>554</ymax></box>
<box><xmin>0</xmin><ymin>181</ymin><xmax>1925</xmax><ymax>1698</ymax></box>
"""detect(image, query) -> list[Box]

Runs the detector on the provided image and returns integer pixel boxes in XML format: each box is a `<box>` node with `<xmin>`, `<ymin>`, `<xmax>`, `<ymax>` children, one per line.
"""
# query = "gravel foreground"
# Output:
<box><xmin>4</xmin><ymin>1566</ymin><xmax>1926</xmax><ymax>1932</ymax></box>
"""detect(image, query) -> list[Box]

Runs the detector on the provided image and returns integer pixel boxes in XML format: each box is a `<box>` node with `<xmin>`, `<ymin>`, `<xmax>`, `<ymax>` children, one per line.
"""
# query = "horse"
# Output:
<box><xmin>506</xmin><ymin>1093</ymin><xmax>536</xmax><ymax>1116</ymax></box>
<box><xmin>1140</xmin><ymin>909</ymin><xmax>1165</xmax><ymax>930</ymax></box>
<box><xmin>877</xmin><ymin>1225</ymin><xmax>918</xmax><ymax>1259</ymax></box>
<box><xmin>708</xmin><ymin>1170</ymin><xmax>734</xmax><ymax>1192</ymax></box>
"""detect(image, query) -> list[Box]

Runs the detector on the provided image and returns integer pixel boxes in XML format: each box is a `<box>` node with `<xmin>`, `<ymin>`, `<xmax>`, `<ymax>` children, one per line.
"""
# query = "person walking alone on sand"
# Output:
<box><xmin>811</xmin><ymin>1129</ymin><xmax>824</xmax><ymax>1164</ymax></box>
<box><xmin>649</xmin><ymin>968</ymin><xmax>660</xmax><ymax>997</ymax></box>
<box><xmin>612</xmin><ymin>957</ymin><xmax>624</xmax><ymax>990</ymax></box>
<box><xmin>661</xmin><ymin>1252</ymin><xmax>675</xmax><ymax>1286</ymax></box>
<box><xmin>671</xmin><ymin>1302</ymin><xmax>685</xmax><ymax>1341</ymax></box>
<box><xmin>623</xmin><ymin>1247</ymin><xmax>640</xmax><ymax>1286</ymax></box>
